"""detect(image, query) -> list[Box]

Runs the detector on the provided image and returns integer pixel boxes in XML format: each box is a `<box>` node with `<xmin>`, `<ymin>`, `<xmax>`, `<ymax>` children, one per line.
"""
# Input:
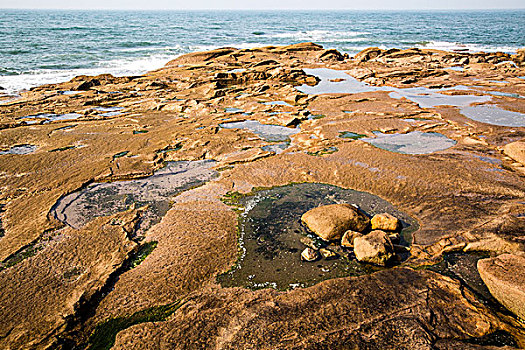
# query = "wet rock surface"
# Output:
<box><xmin>0</xmin><ymin>43</ymin><xmax>524</xmax><ymax>348</ymax></box>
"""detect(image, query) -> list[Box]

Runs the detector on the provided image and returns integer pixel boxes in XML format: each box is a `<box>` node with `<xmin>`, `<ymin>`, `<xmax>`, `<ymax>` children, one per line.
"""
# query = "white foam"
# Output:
<box><xmin>0</xmin><ymin>54</ymin><xmax>177</xmax><ymax>94</ymax></box>
<box><xmin>415</xmin><ymin>41</ymin><xmax>519</xmax><ymax>54</ymax></box>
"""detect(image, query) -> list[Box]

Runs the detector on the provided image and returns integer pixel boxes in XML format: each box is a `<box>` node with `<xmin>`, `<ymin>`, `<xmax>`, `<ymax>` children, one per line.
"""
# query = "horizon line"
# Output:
<box><xmin>2</xmin><ymin>7</ymin><xmax>525</xmax><ymax>11</ymax></box>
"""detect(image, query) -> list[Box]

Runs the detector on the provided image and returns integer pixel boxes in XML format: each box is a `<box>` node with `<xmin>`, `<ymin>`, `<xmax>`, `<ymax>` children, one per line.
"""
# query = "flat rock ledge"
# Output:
<box><xmin>478</xmin><ymin>254</ymin><xmax>525</xmax><ymax>320</ymax></box>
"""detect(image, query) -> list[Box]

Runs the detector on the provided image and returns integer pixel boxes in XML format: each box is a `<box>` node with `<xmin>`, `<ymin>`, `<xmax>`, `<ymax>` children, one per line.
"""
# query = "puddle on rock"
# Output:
<box><xmin>61</xmin><ymin>91</ymin><xmax>84</xmax><ymax>95</ymax></box>
<box><xmin>220</xmin><ymin>120</ymin><xmax>299</xmax><ymax>142</ymax></box>
<box><xmin>485</xmin><ymin>91</ymin><xmax>524</xmax><ymax>99</ymax></box>
<box><xmin>263</xmin><ymin>101</ymin><xmax>293</xmax><ymax>107</ymax></box>
<box><xmin>52</xmin><ymin>160</ymin><xmax>217</xmax><ymax>234</ymax></box>
<box><xmin>444</xmin><ymin>66</ymin><xmax>465</xmax><ymax>72</ymax></box>
<box><xmin>0</xmin><ymin>144</ymin><xmax>37</xmax><ymax>155</ymax></box>
<box><xmin>218</xmin><ymin>183</ymin><xmax>418</xmax><ymax>290</ymax></box>
<box><xmin>94</xmin><ymin>106</ymin><xmax>125</xmax><ymax>117</ymax></box>
<box><xmin>297</xmin><ymin>68</ymin><xmax>491</xmax><ymax>108</ymax></box>
<box><xmin>227</xmin><ymin>68</ymin><xmax>246</xmax><ymax>73</ymax></box>
<box><xmin>460</xmin><ymin>105</ymin><xmax>525</xmax><ymax>127</ymax></box>
<box><xmin>20</xmin><ymin>112</ymin><xmax>83</xmax><ymax>123</ymax></box>
<box><xmin>363</xmin><ymin>131</ymin><xmax>456</xmax><ymax>154</ymax></box>
<box><xmin>389</xmin><ymin>89</ymin><xmax>490</xmax><ymax>108</ymax></box>
<box><xmin>261</xmin><ymin>142</ymin><xmax>289</xmax><ymax>154</ymax></box>
<box><xmin>225</xmin><ymin>107</ymin><xmax>243</xmax><ymax>114</ymax></box>
<box><xmin>339</xmin><ymin>131</ymin><xmax>365</xmax><ymax>140</ymax></box>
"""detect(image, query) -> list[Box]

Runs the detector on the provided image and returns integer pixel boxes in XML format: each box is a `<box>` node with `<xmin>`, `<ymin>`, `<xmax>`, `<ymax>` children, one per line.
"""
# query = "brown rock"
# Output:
<box><xmin>276</xmin><ymin>42</ymin><xmax>324</xmax><ymax>52</ymax></box>
<box><xmin>112</xmin><ymin>269</ymin><xmax>509</xmax><ymax>349</ymax></box>
<box><xmin>319</xmin><ymin>248</ymin><xmax>338</xmax><ymax>260</ymax></box>
<box><xmin>318</xmin><ymin>49</ymin><xmax>344</xmax><ymax>62</ymax></box>
<box><xmin>371</xmin><ymin>213</ymin><xmax>400</xmax><ymax>231</ymax></box>
<box><xmin>301</xmin><ymin>204</ymin><xmax>370</xmax><ymax>241</ymax></box>
<box><xmin>167</xmin><ymin>47</ymin><xmax>237</xmax><ymax>65</ymax></box>
<box><xmin>354</xmin><ymin>47</ymin><xmax>383</xmax><ymax>62</ymax></box>
<box><xmin>503</xmin><ymin>140</ymin><xmax>525</xmax><ymax>166</ymax></box>
<box><xmin>511</xmin><ymin>48</ymin><xmax>525</xmax><ymax>66</ymax></box>
<box><xmin>478</xmin><ymin>254</ymin><xmax>525</xmax><ymax>319</ymax></box>
<box><xmin>341</xmin><ymin>230</ymin><xmax>363</xmax><ymax>248</ymax></box>
<box><xmin>354</xmin><ymin>230</ymin><xmax>395</xmax><ymax>266</ymax></box>
<box><xmin>301</xmin><ymin>247</ymin><xmax>319</xmax><ymax>262</ymax></box>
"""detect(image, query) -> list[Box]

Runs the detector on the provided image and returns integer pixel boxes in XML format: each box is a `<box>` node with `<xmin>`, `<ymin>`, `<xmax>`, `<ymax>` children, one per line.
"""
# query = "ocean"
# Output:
<box><xmin>0</xmin><ymin>9</ymin><xmax>524</xmax><ymax>94</ymax></box>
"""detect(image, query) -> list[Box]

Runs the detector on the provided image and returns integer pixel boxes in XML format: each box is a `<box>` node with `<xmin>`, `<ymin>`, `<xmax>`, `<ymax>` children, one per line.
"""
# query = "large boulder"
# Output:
<box><xmin>478</xmin><ymin>254</ymin><xmax>525</xmax><ymax>319</ymax></box>
<box><xmin>354</xmin><ymin>230</ymin><xmax>395</xmax><ymax>266</ymax></box>
<box><xmin>371</xmin><ymin>213</ymin><xmax>400</xmax><ymax>231</ymax></box>
<box><xmin>301</xmin><ymin>204</ymin><xmax>370</xmax><ymax>241</ymax></box>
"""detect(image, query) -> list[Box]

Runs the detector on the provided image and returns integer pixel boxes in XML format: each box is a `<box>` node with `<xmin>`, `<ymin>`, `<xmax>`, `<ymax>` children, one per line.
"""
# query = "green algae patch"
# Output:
<box><xmin>0</xmin><ymin>229</ymin><xmax>58</xmax><ymax>271</ymax></box>
<box><xmin>155</xmin><ymin>144</ymin><xmax>182</xmax><ymax>154</ymax></box>
<box><xmin>125</xmin><ymin>241</ymin><xmax>157</xmax><ymax>270</ymax></box>
<box><xmin>307</xmin><ymin>146</ymin><xmax>338</xmax><ymax>156</ymax></box>
<box><xmin>133</xmin><ymin>130</ymin><xmax>149</xmax><ymax>134</ymax></box>
<box><xmin>112</xmin><ymin>151</ymin><xmax>129</xmax><ymax>159</ymax></box>
<box><xmin>50</xmin><ymin>145</ymin><xmax>76</xmax><ymax>152</ymax></box>
<box><xmin>87</xmin><ymin>301</ymin><xmax>184</xmax><ymax>350</ymax></box>
<box><xmin>338</xmin><ymin>131</ymin><xmax>365</xmax><ymax>140</ymax></box>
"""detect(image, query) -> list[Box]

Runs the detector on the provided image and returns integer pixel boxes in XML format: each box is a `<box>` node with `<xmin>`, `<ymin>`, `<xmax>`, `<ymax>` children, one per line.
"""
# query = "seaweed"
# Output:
<box><xmin>87</xmin><ymin>301</ymin><xmax>184</xmax><ymax>350</ymax></box>
<box><xmin>306</xmin><ymin>146</ymin><xmax>338</xmax><ymax>156</ymax></box>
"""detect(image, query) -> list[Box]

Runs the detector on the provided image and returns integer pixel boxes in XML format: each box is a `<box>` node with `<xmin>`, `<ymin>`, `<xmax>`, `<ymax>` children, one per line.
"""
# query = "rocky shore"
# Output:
<box><xmin>0</xmin><ymin>43</ymin><xmax>524</xmax><ymax>349</ymax></box>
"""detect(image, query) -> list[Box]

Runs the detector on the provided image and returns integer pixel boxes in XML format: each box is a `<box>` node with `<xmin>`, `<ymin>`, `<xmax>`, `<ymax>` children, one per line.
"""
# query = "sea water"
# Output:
<box><xmin>0</xmin><ymin>10</ymin><xmax>524</xmax><ymax>93</ymax></box>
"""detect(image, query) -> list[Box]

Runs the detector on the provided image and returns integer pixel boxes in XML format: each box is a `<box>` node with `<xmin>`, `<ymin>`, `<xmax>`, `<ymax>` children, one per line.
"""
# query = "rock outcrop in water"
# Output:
<box><xmin>0</xmin><ymin>43</ymin><xmax>524</xmax><ymax>349</ymax></box>
<box><xmin>301</xmin><ymin>203</ymin><xmax>370</xmax><ymax>240</ymax></box>
<box><xmin>354</xmin><ymin>230</ymin><xmax>395</xmax><ymax>266</ymax></box>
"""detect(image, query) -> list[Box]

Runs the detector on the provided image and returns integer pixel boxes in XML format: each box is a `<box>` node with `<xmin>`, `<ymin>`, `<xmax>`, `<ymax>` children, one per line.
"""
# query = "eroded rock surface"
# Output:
<box><xmin>112</xmin><ymin>269</ymin><xmax>522</xmax><ymax>349</ymax></box>
<box><xmin>0</xmin><ymin>43</ymin><xmax>524</xmax><ymax>349</ymax></box>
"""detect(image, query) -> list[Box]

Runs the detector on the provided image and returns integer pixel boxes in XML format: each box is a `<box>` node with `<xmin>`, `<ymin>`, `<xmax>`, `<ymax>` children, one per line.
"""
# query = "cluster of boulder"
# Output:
<box><xmin>300</xmin><ymin>203</ymin><xmax>403</xmax><ymax>266</ymax></box>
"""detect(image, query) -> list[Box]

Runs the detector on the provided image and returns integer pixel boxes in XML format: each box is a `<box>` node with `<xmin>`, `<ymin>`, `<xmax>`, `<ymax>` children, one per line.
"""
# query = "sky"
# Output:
<box><xmin>1</xmin><ymin>0</ymin><xmax>524</xmax><ymax>10</ymax></box>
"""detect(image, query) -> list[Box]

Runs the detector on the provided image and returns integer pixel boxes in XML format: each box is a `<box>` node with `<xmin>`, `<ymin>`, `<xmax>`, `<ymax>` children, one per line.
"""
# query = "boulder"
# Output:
<box><xmin>371</xmin><ymin>213</ymin><xmax>400</xmax><ymax>231</ymax></box>
<box><xmin>318</xmin><ymin>49</ymin><xmax>344</xmax><ymax>62</ymax></box>
<box><xmin>301</xmin><ymin>247</ymin><xmax>319</xmax><ymax>262</ymax></box>
<box><xmin>478</xmin><ymin>254</ymin><xmax>525</xmax><ymax>319</ymax></box>
<box><xmin>354</xmin><ymin>230</ymin><xmax>395</xmax><ymax>266</ymax></box>
<box><xmin>301</xmin><ymin>204</ymin><xmax>370</xmax><ymax>241</ymax></box>
<box><xmin>341</xmin><ymin>230</ymin><xmax>363</xmax><ymax>248</ymax></box>
<box><xmin>354</xmin><ymin>47</ymin><xmax>383</xmax><ymax>62</ymax></box>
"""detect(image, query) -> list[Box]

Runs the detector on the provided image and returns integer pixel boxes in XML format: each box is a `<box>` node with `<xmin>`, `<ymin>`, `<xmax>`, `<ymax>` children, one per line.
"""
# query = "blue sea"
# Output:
<box><xmin>0</xmin><ymin>10</ymin><xmax>524</xmax><ymax>93</ymax></box>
